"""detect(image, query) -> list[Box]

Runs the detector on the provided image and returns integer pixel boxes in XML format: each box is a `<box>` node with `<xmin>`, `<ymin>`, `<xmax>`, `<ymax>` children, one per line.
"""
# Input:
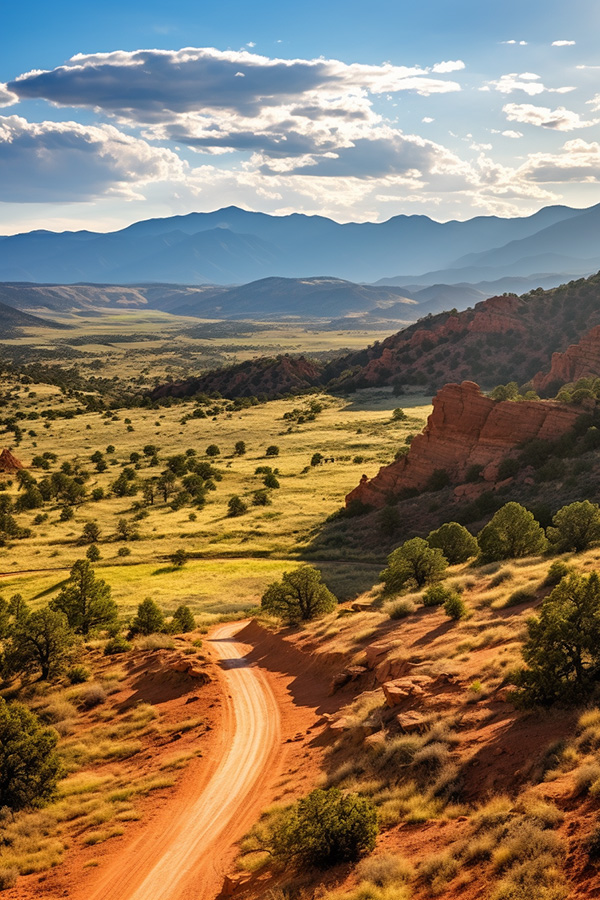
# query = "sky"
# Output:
<box><xmin>2</xmin><ymin>0</ymin><xmax>600</xmax><ymax>233</ymax></box>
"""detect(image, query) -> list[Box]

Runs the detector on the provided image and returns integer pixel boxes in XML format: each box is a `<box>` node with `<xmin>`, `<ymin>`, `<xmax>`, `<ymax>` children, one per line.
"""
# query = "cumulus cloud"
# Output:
<box><xmin>0</xmin><ymin>84</ymin><xmax>18</xmax><ymax>107</ymax></box>
<box><xmin>502</xmin><ymin>129</ymin><xmax>523</xmax><ymax>138</ymax></box>
<box><xmin>0</xmin><ymin>116</ymin><xmax>185</xmax><ymax>202</ymax></box>
<box><xmin>503</xmin><ymin>102</ymin><xmax>599</xmax><ymax>131</ymax></box>
<box><xmin>500</xmin><ymin>40</ymin><xmax>528</xmax><ymax>45</ymax></box>
<box><xmin>7</xmin><ymin>47</ymin><xmax>466</xmax><ymax>166</ymax></box>
<box><xmin>485</xmin><ymin>73</ymin><xmax>575</xmax><ymax>96</ymax></box>
<box><xmin>520</xmin><ymin>139</ymin><xmax>600</xmax><ymax>183</ymax></box>
<box><xmin>552</xmin><ymin>40</ymin><xmax>576</xmax><ymax>46</ymax></box>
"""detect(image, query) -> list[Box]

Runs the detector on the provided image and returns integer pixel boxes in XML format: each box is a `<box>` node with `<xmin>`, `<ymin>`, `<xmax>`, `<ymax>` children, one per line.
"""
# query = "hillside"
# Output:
<box><xmin>0</xmin><ymin>202</ymin><xmax>595</xmax><ymax>286</ymax></box>
<box><xmin>0</xmin><ymin>299</ymin><xmax>64</xmax><ymax>336</ymax></box>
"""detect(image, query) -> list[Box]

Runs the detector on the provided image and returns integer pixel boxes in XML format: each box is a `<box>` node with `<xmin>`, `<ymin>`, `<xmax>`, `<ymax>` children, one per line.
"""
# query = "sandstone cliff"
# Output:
<box><xmin>346</xmin><ymin>381</ymin><xmax>581</xmax><ymax>509</ymax></box>
<box><xmin>533</xmin><ymin>324</ymin><xmax>600</xmax><ymax>394</ymax></box>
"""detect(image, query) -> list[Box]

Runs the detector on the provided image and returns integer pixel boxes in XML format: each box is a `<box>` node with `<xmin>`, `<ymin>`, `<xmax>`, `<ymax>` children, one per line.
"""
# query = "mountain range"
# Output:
<box><xmin>1</xmin><ymin>202</ymin><xmax>598</xmax><ymax>290</ymax></box>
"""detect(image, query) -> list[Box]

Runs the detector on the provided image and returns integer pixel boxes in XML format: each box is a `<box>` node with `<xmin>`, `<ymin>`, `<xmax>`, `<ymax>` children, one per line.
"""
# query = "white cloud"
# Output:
<box><xmin>500</xmin><ymin>40</ymin><xmax>528</xmax><ymax>45</ymax></box>
<box><xmin>587</xmin><ymin>94</ymin><xmax>600</xmax><ymax>112</ymax></box>
<box><xmin>486</xmin><ymin>72</ymin><xmax>575</xmax><ymax>96</ymax></box>
<box><xmin>503</xmin><ymin>102</ymin><xmax>599</xmax><ymax>131</ymax></box>
<box><xmin>422</xmin><ymin>116</ymin><xmax>434</xmax><ymax>123</ymax></box>
<box><xmin>520</xmin><ymin>139</ymin><xmax>600</xmax><ymax>183</ymax></box>
<box><xmin>0</xmin><ymin>84</ymin><xmax>18</xmax><ymax>107</ymax></box>
<box><xmin>0</xmin><ymin>116</ymin><xmax>185</xmax><ymax>202</ymax></box>
<box><xmin>431</xmin><ymin>60</ymin><xmax>465</xmax><ymax>74</ymax></box>
<box><xmin>502</xmin><ymin>129</ymin><xmax>523</xmax><ymax>138</ymax></box>
<box><xmin>552</xmin><ymin>40</ymin><xmax>576</xmax><ymax>46</ymax></box>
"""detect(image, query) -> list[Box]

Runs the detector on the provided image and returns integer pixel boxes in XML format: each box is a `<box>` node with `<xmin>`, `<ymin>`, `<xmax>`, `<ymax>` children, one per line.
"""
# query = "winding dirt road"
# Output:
<box><xmin>83</xmin><ymin>621</ymin><xmax>281</xmax><ymax>900</ymax></box>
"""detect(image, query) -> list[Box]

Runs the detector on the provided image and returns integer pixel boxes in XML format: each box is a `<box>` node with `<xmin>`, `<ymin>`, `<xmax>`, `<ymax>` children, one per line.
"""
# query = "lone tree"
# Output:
<box><xmin>170</xmin><ymin>548</ymin><xmax>188</xmax><ymax>567</ymax></box>
<box><xmin>514</xmin><ymin>572</ymin><xmax>600</xmax><ymax>705</ymax></box>
<box><xmin>131</xmin><ymin>598</ymin><xmax>164</xmax><ymax>636</ymax></box>
<box><xmin>8</xmin><ymin>607</ymin><xmax>75</xmax><ymax>681</ymax></box>
<box><xmin>271</xmin><ymin>787</ymin><xmax>378</xmax><ymax>869</ymax></box>
<box><xmin>427</xmin><ymin>522</ymin><xmax>479</xmax><ymax>565</ymax></box>
<box><xmin>380</xmin><ymin>537</ymin><xmax>448</xmax><ymax>593</ymax></box>
<box><xmin>261</xmin><ymin>566</ymin><xmax>337</xmax><ymax>623</ymax></box>
<box><xmin>478</xmin><ymin>502</ymin><xmax>547</xmax><ymax>562</ymax></box>
<box><xmin>80</xmin><ymin>521</ymin><xmax>101</xmax><ymax>544</ymax></box>
<box><xmin>227</xmin><ymin>495</ymin><xmax>248</xmax><ymax>517</ymax></box>
<box><xmin>0</xmin><ymin>699</ymin><xmax>63</xmax><ymax>810</ymax></box>
<box><xmin>50</xmin><ymin>559</ymin><xmax>117</xmax><ymax>636</ymax></box>
<box><xmin>172</xmin><ymin>604</ymin><xmax>195</xmax><ymax>633</ymax></box>
<box><xmin>547</xmin><ymin>501</ymin><xmax>600</xmax><ymax>553</ymax></box>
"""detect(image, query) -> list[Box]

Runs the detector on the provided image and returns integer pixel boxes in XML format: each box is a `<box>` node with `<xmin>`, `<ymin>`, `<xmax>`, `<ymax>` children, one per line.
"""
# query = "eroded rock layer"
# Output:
<box><xmin>346</xmin><ymin>381</ymin><xmax>581</xmax><ymax>509</ymax></box>
<box><xmin>533</xmin><ymin>324</ymin><xmax>600</xmax><ymax>393</ymax></box>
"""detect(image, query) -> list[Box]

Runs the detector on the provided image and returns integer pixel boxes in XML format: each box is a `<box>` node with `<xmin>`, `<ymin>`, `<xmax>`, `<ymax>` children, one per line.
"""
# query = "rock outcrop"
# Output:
<box><xmin>346</xmin><ymin>381</ymin><xmax>581</xmax><ymax>509</ymax></box>
<box><xmin>0</xmin><ymin>449</ymin><xmax>24</xmax><ymax>473</ymax></box>
<box><xmin>533</xmin><ymin>324</ymin><xmax>600</xmax><ymax>393</ymax></box>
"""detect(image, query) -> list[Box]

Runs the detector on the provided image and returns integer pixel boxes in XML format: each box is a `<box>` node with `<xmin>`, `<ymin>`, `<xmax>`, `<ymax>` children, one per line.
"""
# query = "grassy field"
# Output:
<box><xmin>0</xmin><ymin>313</ymin><xmax>431</xmax><ymax>620</ymax></box>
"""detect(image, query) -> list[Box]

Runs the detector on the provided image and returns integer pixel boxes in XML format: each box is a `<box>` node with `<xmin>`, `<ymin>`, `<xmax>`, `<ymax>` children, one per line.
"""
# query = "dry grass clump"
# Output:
<box><xmin>384</xmin><ymin>598</ymin><xmax>416</xmax><ymax>620</ymax></box>
<box><xmin>356</xmin><ymin>853</ymin><xmax>414</xmax><ymax>886</ymax></box>
<box><xmin>417</xmin><ymin>850</ymin><xmax>460</xmax><ymax>895</ymax></box>
<box><xmin>72</xmin><ymin>682</ymin><xmax>107</xmax><ymax>710</ymax></box>
<box><xmin>135</xmin><ymin>633</ymin><xmax>175</xmax><ymax>651</ymax></box>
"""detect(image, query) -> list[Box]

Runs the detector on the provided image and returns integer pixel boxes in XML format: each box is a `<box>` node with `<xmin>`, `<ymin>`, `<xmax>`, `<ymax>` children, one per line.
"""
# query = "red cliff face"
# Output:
<box><xmin>533</xmin><ymin>325</ymin><xmax>600</xmax><ymax>393</ymax></box>
<box><xmin>346</xmin><ymin>381</ymin><xmax>581</xmax><ymax>509</ymax></box>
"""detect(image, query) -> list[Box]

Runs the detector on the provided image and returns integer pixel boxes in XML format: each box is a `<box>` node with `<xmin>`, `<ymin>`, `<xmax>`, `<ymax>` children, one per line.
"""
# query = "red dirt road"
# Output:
<box><xmin>81</xmin><ymin>622</ymin><xmax>281</xmax><ymax>900</ymax></box>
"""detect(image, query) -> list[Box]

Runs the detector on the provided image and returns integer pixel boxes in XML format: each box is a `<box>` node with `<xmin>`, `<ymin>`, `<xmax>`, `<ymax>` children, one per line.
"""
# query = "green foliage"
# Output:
<box><xmin>7</xmin><ymin>607</ymin><xmax>75</xmax><ymax>681</ymax></box>
<box><xmin>379</xmin><ymin>504</ymin><xmax>401</xmax><ymax>536</ymax></box>
<box><xmin>172</xmin><ymin>605</ymin><xmax>195</xmax><ymax>633</ymax></box>
<box><xmin>478</xmin><ymin>503</ymin><xmax>547</xmax><ymax>562</ymax></box>
<box><xmin>543</xmin><ymin>560</ymin><xmax>572</xmax><ymax>587</ymax></box>
<box><xmin>252</xmin><ymin>489</ymin><xmax>271</xmax><ymax>506</ymax></box>
<box><xmin>490</xmin><ymin>381</ymin><xmax>520</xmax><ymax>401</ymax></box>
<box><xmin>67</xmin><ymin>664</ymin><xmax>90</xmax><ymax>684</ymax></box>
<box><xmin>205</xmin><ymin>444</ymin><xmax>220</xmax><ymax>457</ymax></box>
<box><xmin>426</xmin><ymin>468</ymin><xmax>451</xmax><ymax>492</ymax></box>
<box><xmin>234</xmin><ymin>440</ymin><xmax>246</xmax><ymax>455</ymax></box>
<box><xmin>227</xmin><ymin>495</ymin><xmax>248</xmax><ymax>517</ymax></box>
<box><xmin>170</xmin><ymin>548</ymin><xmax>188</xmax><ymax>567</ymax></box>
<box><xmin>311</xmin><ymin>452</ymin><xmax>324</xmax><ymax>467</ymax></box>
<box><xmin>50</xmin><ymin>559</ymin><xmax>117</xmax><ymax>636</ymax></box>
<box><xmin>265</xmin><ymin>445</ymin><xmax>280</xmax><ymax>457</ymax></box>
<box><xmin>86</xmin><ymin>544</ymin><xmax>101</xmax><ymax>562</ymax></box>
<box><xmin>422</xmin><ymin>583</ymin><xmax>460</xmax><ymax>608</ymax></box>
<box><xmin>497</xmin><ymin>457</ymin><xmax>520</xmax><ymax>480</ymax></box>
<box><xmin>392</xmin><ymin>408</ymin><xmax>407</xmax><ymax>421</ymax></box>
<box><xmin>0</xmin><ymin>699</ymin><xmax>63</xmax><ymax>810</ymax></box>
<box><xmin>263</xmin><ymin>473</ymin><xmax>280</xmax><ymax>489</ymax></box>
<box><xmin>271</xmin><ymin>787</ymin><xmax>378</xmax><ymax>869</ymax></box>
<box><xmin>131</xmin><ymin>598</ymin><xmax>164</xmax><ymax>636</ymax></box>
<box><xmin>81</xmin><ymin>521</ymin><xmax>101</xmax><ymax>544</ymax></box>
<box><xmin>514</xmin><ymin>572</ymin><xmax>600</xmax><ymax>705</ymax></box>
<box><xmin>261</xmin><ymin>566</ymin><xmax>337</xmax><ymax>623</ymax></box>
<box><xmin>427</xmin><ymin>522</ymin><xmax>478</xmax><ymax>565</ymax></box>
<box><xmin>381</xmin><ymin>538</ymin><xmax>448</xmax><ymax>593</ymax></box>
<box><xmin>103</xmin><ymin>635</ymin><xmax>132</xmax><ymax>655</ymax></box>
<box><xmin>547</xmin><ymin>501</ymin><xmax>600</xmax><ymax>553</ymax></box>
<box><xmin>443</xmin><ymin>594</ymin><xmax>467</xmax><ymax>620</ymax></box>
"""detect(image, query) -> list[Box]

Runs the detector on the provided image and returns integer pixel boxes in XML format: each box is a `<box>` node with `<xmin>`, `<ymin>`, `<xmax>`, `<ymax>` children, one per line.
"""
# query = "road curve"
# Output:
<box><xmin>84</xmin><ymin>621</ymin><xmax>281</xmax><ymax>900</ymax></box>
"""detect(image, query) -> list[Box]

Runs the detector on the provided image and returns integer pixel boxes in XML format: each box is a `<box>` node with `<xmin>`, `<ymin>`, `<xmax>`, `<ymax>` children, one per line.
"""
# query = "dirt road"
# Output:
<box><xmin>83</xmin><ymin>621</ymin><xmax>281</xmax><ymax>900</ymax></box>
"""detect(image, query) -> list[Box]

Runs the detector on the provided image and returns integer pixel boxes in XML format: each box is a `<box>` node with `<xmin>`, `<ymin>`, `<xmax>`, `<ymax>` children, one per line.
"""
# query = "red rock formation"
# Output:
<box><xmin>346</xmin><ymin>381</ymin><xmax>581</xmax><ymax>509</ymax></box>
<box><xmin>0</xmin><ymin>449</ymin><xmax>24</xmax><ymax>473</ymax></box>
<box><xmin>533</xmin><ymin>324</ymin><xmax>600</xmax><ymax>393</ymax></box>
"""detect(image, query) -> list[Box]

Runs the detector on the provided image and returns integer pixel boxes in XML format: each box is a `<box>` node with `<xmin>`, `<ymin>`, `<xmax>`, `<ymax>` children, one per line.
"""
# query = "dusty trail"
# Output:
<box><xmin>82</xmin><ymin>621</ymin><xmax>281</xmax><ymax>900</ymax></box>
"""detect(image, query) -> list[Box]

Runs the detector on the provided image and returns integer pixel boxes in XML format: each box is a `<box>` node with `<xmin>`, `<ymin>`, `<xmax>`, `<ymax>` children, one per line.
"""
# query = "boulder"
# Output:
<box><xmin>382</xmin><ymin>675</ymin><xmax>433</xmax><ymax>707</ymax></box>
<box><xmin>396</xmin><ymin>710</ymin><xmax>428</xmax><ymax>733</ymax></box>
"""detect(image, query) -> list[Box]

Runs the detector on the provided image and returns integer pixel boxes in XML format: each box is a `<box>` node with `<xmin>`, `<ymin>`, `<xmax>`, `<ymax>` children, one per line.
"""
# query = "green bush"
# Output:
<box><xmin>104</xmin><ymin>635</ymin><xmax>132</xmax><ymax>655</ymax></box>
<box><xmin>543</xmin><ymin>560</ymin><xmax>572</xmax><ymax>587</ymax></box>
<box><xmin>514</xmin><ymin>572</ymin><xmax>600</xmax><ymax>705</ymax></box>
<box><xmin>227</xmin><ymin>495</ymin><xmax>248</xmax><ymax>517</ymax></box>
<box><xmin>271</xmin><ymin>787</ymin><xmax>378</xmax><ymax>869</ymax></box>
<box><xmin>261</xmin><ymin>566</ymin><xmax>337</xmax><ymax>623</ymax></box>
<box><xmin>0</xmin><ymin>699</ymin><xmax>63</xmax><ymax>810</ymax></box>
<box><xmin>422</xmin><ymin>583</ymin><xmax>460</xmax><ymax>608</ymax></box>
<box><xmin>427</xmin><ymin>522</ymin><xmax>478</xmax><ymax>564</ymax></box>
<box><xmin>478</xmin><ymin>503</ymin><xmax>547</xmax><ymax>562</ymax></box>
<box><xmin>130</xmin><ymin>598</ymin><xmax>164</xmax><ymax>636</ymax></box>
<box><xmin>67</xmin><ymin>664</ymin><xmax>90</xmax><ymax>684</ymax></box>
<box><xmin>547</xmin><ymin>501</ymin><xmax>600</xmax><ymax>553</ymax></box>
<box><xmin>381</xmin><ymin>538</ymin><xmax>448</xmax><ymax>593</ymax></box>
<box><xmin>172</xmin><ymin>604</ymin><xmax>195</xmax><ymax>633</ymax></box>
<box><xmin>444</xmin><ymin>595</ymin><xmax>467</xmax><ymax>620</ymax></box>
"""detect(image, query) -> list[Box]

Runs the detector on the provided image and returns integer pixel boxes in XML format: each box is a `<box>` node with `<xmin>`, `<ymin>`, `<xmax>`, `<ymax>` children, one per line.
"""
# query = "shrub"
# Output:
<box><xmin>104</xmin><ymin>635</ymin><xmax>132</xmax><ymax>655</ymax></box>
<box><xmin>265</xmin><ymin>445</ymin><xmax>280</xmax><ymax>457</ymax></box>
<box><xmin>170</xmin><ymin>548</ymin><xmax>188</xmax><ymax>567</ymax></box>
<box><xmin>234</xmin><ymin>440</ymin><xmax>246</xmax><ymax>455</ymax></box>
<box><xmin>67</xmin><ymin>664</ymin><xmax>90</xmax><ymax>684</ymax></box>
<box><xmin>381</xmin><ymin>538</ymin><xmax>448</xmax><ymax>593</ymax></box>
<box><xmin>227</xmin><ymin>495</ymin><xmax>248</xmax><ymax>517</ymax></box>
<box><xmin>478</xmin><ymin>502</ymin><xmax>547</xmax><ymax>562</ymax></box>
<box><xmin>547</xmin><ymin>501</ymin><xmax>600</xmax><ymax>553</ymax></box>
<box><xmin>86</xmin><ymin>543</ymin><xmax>101</xmax><ymax>562</ymax></box>
<box><xmin>586</xmin><ymin>825</ymin><xmax>600</xmax><ymax>861</ymax></box>
<box><xmin>427</xmin><ymin>522</ymin><xmax>478</xmax><ymax>564</ymax></box>
<box><xmin>261</xmin><ymin>566</ymin><xmax>337</xmax><ymax>623</ymax></box>
<box><xmin>505</xmin><ymin>588</ymin><xmax>537</xmax><ymax>607</ymax></box>
<box><xmin>497</xmin><ymin>457</ymin><xmax>520</xmax><ymax>480</ymax></box>
<box><xmin>271</xmin><ymin>787</ymin><xmax>378</xmax><ymax>869</ymax></box>
<box><xmin>514</xmin><ymin>572</ymin><xmax>600</xmax><ymax>705</ymax></box>
<box><xmin>0</xmin><ymin>699</ymin><xmax>63</xmax><ymax>809</ymax></box>
<box><xmin>7</xmin><ymin>607</ymin><xmax>75</xmax><ymax>681</ymax></box>
<box><xmin>50</xmin><ymin>559</ymin><xmax>117</xmax><ymax>636</ymax></box>
<box><xmin>205</xmin><ymin>444</ymin><xmax>220</xmax><ymax>457</ymax></box>
<box><xmin>117</xmin><ymin>546</ymin><xmax>131</xmax><ymax>557</ymax></box>
<box><xmin>357</xmin><ymin>853</ymin><xmax>413</xmax><ymax>886</ymax></box>
<box><xmin>252</xmin><ymin>489</ymin><xmax>271</xmax><ymax>506</ymax></box>
<box><xmin>131</xmin><ymin>598</ymin><xmax>164</xmax><ymax>636</ymax></box>
<box><xmin>386</xmin><ymin>598</ymin><xmax>416</xmax><ymax>619</ymax></box>
<box><xmin>543</xmin><ymin>560</ymin><xmax>572</xmax><ymax>587</ymax></box>
<box><xmin>444</xmin><ymin>594</ymin><xmax>467</xmax><ymax>620</ymax></box>
<box><xmin>75</xmin><ymin>683</ymin><xmax>107</xmax><ymax>709</ymax></box>
<box><xmin>426</xmin><ymin>468</ymin><xmax>451</xmax><ymax>492</ymax></box>
<box><xmin>422</xmin><ymin>583</ymin><xmax>460</xmax><ymax>608</ymax></box>
<box><xmin>172</xmin><ymin>604</ymin><xmax>195</xmax><ymax>633</ymax></box>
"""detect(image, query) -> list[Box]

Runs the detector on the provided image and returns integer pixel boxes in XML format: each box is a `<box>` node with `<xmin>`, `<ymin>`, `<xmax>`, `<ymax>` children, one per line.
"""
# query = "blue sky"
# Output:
<box><xmin>1</xmin><ymin>0</ymin><xmax>600</xmax><ymax>233</ymax></box>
